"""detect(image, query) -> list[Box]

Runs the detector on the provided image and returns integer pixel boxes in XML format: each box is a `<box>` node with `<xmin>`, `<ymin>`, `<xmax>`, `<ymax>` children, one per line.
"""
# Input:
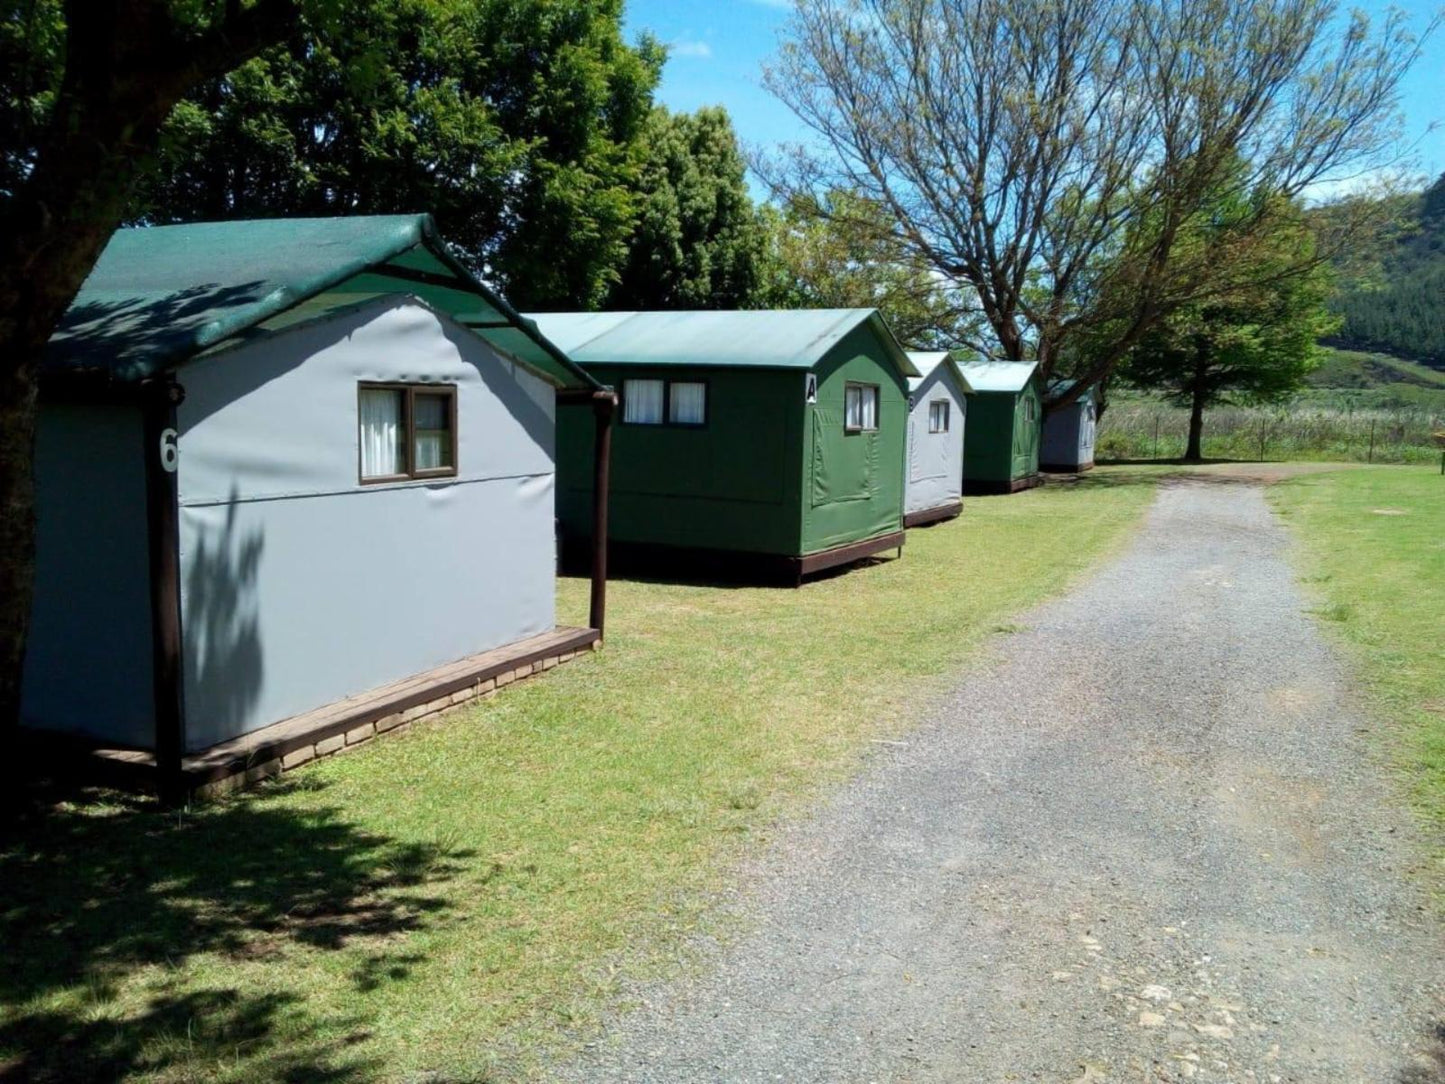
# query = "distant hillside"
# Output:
<box><xmin>1327</xmin><ymin>174</ymin><xmax>1445</xmax><ymax>364</ymax></box>
<box><xmin>1304</xmin><ymin>346</ymin><xmax>1445</xmax><ymax>411</ymax></box>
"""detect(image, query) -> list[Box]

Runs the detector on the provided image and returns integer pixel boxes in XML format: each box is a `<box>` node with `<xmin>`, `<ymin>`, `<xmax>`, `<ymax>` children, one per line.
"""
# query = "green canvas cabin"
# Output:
<box><xmin>529</xmin><ymin>309</ymin><xmax>921</xmax><ymax>581</ymax></box>
<box><xmin>958</xmin><ymin>360</ymin><xmax>1044</xmax><ymax>494</ymax></box>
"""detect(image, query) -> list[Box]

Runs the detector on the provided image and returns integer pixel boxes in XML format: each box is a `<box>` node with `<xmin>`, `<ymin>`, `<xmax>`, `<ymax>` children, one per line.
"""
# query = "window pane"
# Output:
<box><xmin>861</xmin><ymin>386</ymin><xmax>878</xmax><ymax>430</ymax></box>
<box><xmin>670</xmin><ymin>381</ymin><xmax>706</xmax><ymax>425</ymax></box>
<box><xmin>414</xmin><ymin>391</ymin><xmax>449</xmax><ymax>430</ymax></box>
<box><xmin>930</xmin><ymin>400</ymin><xmax>949</xmax><ymax>433</ymax></box>
<box><xmin>359</xmin><ymin>388</ymin><xmax>404</xmax><ymax>478</ymax></box>
<box><xmin>413</xmin><ymin>391</ymin><xmax>454</xmax><ymax>471</ymax></box>
<box><xmin>623</xmin><ymin>379</ymin><xmax>665</xmax><ymax>424</ymax></box>
<box><xmin>845</xmin><ymin>385</ymin><xmax>862</xmax><ymax>429</ymax></box>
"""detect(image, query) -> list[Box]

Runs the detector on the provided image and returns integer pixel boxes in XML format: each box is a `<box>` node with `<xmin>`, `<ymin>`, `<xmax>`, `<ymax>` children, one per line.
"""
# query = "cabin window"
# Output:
<box><xmin>622</xmin><ymin>379</ymin><xmax>666</xmax><ymax>425</ymax></box>
<box><xmin>358</xmin><ymin>383</ymin><xmax>457</xmax><ymax>483</ymax></box>
<box><xmin>412</xmin><ymin>390</ymin><xmax>456</xmax><ymax>473</ymax></box>
<box><xmin>669</xmin><ymin>381</ymin><xmax>707</xmax><ymax>425</ymax></box>
<box><xmin>1024</xmin><ymin>397</ymin><xmax>1037</xmax><ymax>423</ymax></box>
<box><xmin>623</xmin><ymin>378</ymin><xmax>707</xmax><ymax>426</ymax></box>
<box><xmin>845</xmin><ymin>383</ymin><xmax>879</xmax><ymax>432</ymax></box>
<box><xmin>929</xmin><ymin>400</ymin><xmax>950</xmax><ymax>433</ymax></box>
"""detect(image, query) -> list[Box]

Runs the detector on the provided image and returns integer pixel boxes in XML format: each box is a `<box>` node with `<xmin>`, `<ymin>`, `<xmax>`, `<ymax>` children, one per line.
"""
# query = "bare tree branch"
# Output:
<box><xmin>759</xmin><ymin>0</ymin><xmax>1435</xmax><ymax>409</ymax></box>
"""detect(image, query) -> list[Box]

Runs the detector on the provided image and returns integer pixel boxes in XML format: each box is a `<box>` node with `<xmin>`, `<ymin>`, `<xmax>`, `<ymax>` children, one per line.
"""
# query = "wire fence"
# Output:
<box><xmin>1097</xmin><ymin>400</ymin><xmax>1445</xmax><ymax>465</ymax></box>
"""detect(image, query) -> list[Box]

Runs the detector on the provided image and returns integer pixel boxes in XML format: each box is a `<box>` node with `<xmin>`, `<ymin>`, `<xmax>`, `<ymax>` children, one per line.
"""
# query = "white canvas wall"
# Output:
<box><xmin>175</xmin><ymin>297</ymin><xmax>557</xmax><ymax>750</ymax></box>
<box><xmin>1041</xmin><ymin>398</ymin><xmax>1097</xmax><ymax>469</ymax></box>
<box><xmin>905</xmin><ymin>367</ymin><xmax>967</xmax><ymax>515</ymax></box>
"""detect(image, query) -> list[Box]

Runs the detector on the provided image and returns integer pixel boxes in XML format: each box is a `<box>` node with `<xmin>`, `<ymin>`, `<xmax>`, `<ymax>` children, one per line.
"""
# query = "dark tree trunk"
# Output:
<box><xmin>0</xmin><ymin>363</ymin><xmax>39</xmax><ymax>741</ymax></box>
<box><xmin>1185</xmin><ymin>357</ymin><xmax>1208</xmax><ymax>463</ymax></box>
<box><xmin>0</xmin><ymin>0</ymin><xmax>299</xmax><ymax>741</ymax></box>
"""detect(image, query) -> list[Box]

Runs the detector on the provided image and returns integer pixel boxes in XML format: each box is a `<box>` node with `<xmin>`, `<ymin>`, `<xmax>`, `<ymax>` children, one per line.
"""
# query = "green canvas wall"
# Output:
<box><xmin>964</xmin><ymin>381</ymin><xmax>1043</xmax><ymax>484</ymax></box>
<box><xmin>557</xmin><ymin>367</ymin><xmax>804</xmax><ymax>554</ymax></box>
<box><xmin>800</xmin><ymin>325</ymin><xmax>908</xmax><ymax>554</ymax></box>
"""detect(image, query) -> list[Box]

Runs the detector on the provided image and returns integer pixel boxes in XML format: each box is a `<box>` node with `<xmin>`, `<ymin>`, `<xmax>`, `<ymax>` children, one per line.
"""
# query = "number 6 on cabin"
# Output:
<box><xmin>159</xmin><ymin>427</ymin><xmax>178</xmax><ymax>473</ymax></box>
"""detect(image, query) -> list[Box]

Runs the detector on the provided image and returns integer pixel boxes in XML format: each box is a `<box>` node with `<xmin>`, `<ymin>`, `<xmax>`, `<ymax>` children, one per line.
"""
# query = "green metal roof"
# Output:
<box><xmin>527</xmin><ymin>309</ymin><xmax>921</xmax><ymax>378</ymax></box>
<box><xmin>959</xmin><ymin>359</ymin><xmax>1040</xmax><ymax>394</ymax></box>
<box><xmin>45</xmin><ymin>214</ymin><xmax>597</xmax><ymax>391</ymax></box>
<box><xmin>906</xmin><ymin>351</ymin><xmax>975</xmax><ymax>395</ymax></box>
<box><xmin>1046</xmin><ymin>378</ymin><xmax>1095</xmax><ymax>404</ymax></box>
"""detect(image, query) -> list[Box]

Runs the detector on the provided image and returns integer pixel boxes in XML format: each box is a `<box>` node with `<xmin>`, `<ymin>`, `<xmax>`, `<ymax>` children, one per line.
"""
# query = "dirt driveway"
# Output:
<box><xmin>552</xmin><ymin>480</ymin><xmax>1444</xmax><ymax>1083</ymax></box>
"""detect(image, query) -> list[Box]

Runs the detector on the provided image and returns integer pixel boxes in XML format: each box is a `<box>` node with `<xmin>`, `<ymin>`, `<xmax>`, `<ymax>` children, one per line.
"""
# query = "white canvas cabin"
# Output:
<box><xmin>24</xmin><ymin>214</ymin><xmax>611</xmax><ymax>798</ymax></box>
<box><xmin>1041</xmin><ymin>379</ymin><xmax>1098</xmax><ymax>472</ymax></box>
<box><xmin>904</xmin><ymin>351</ymin><xmax>972</xmax><ymax>526</ymax></box>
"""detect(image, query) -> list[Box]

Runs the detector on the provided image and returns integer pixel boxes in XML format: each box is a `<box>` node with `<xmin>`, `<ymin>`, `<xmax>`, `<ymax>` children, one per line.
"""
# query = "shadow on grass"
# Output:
<box><xmin>1044</xmin><ymin>459</ymin><xmax>1329</xmax><ymax>490</ymax></box>
<box><xmin>560</xmin><ymin>538</ymin><xmax>904</xmax><ymax>590</ymax></box>
<box><xmin>0</xmin><ymin>778</ymin><xmax>472</xmax><ymax>1082</ymax></box>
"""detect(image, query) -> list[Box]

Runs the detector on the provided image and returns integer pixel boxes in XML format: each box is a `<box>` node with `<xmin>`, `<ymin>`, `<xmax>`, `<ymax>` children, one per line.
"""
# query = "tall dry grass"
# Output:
<box><xmin>1098</xmin><ymin>399</ymin><xmax>1443</xmax><ymax>463</ymax></box>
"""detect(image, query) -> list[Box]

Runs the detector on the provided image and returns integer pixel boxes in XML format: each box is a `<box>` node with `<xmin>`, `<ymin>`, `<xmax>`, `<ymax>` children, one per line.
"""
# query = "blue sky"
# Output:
<box><xmin>624</xmin><ymin>0</ymin><xmax>1445</xmax><ymax>196</ymax></box>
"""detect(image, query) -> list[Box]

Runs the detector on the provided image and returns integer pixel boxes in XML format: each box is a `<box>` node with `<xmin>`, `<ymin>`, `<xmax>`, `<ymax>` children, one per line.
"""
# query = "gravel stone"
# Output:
<box><xmin>550</xmin><ymin>482</ymin><xmax>1445</xmax><ymax>1083</ymax></box>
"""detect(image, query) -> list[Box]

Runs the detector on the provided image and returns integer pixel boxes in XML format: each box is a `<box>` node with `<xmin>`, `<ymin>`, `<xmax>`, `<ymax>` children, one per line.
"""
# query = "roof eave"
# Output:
<box><xmin>415</xmin><ymin>219</ymin><xmax>601</xmax><ymax>392</ymax></box>
<box><xmin>865</xmin><ymin>311</ymin><xmax>921</xmax><ymax>378</ymax></box>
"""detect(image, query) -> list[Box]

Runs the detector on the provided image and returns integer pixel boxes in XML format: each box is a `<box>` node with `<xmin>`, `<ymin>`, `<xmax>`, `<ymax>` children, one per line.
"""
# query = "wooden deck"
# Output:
<box><xmin>26</xmin><ymin>626</ymin><xmax>599</xmax><ymax>798</ymax></box>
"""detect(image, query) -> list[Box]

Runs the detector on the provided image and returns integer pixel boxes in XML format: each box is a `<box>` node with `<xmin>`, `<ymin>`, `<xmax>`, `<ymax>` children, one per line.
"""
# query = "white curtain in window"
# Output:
<box><xmin>360</xmin><ymin>388</ymin><xmax>403</xmax><ymax>478</ymax></box>
<box><xmin>845</xmin><ymin>385</ymin><xmax>863</xmax><ymax>429</ymax></box>
<box><xmin>413</xmin><ymin>393</ymin><xmax>452</xmax><ymax>470</ymax></box>
<box><xmin>670</xmin><ymin>381</ymin><xmax>706</xmax><ymax>424</ymax></box>
<box><xmin>860</xmin><ymin>386</ymin><xmax>878</xmax><ymax>429</ymax></box>
<box><xmin>624</xmin><ymin>379</ymin><xmax>665</xmax><ymax>424</ymax></box>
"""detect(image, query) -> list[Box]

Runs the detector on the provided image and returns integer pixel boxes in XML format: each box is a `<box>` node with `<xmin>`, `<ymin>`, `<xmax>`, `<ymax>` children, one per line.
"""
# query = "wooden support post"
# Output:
<box><xmin>142</xmin><ymin>377</ymin><xmax>187</xmax><ymax>804</ymax></box>
<box><xmin>589</xmin><ymin>391</ymin><xmax>615</xmax><ymax>639</ymax></box>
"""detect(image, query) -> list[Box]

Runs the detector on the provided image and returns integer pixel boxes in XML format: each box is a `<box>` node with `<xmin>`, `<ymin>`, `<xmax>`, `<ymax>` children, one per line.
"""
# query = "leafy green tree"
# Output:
<box><xmin>760</xmin><ymin>191</ymin><xmax>976</xmax><ymax>348</ymax></box>
<box><xmin>607</xmin><ymin>106</ymin><xmax>769</xmax><ymax>309</ymax></box>
<box><xmin>133</xmin><ymin>0</ymin><xmax>665</xmax><ymax>309</ymax></box>
<box><xmin>1123</xmin><ymin>207</ymin><xmax>1338</xmax><ymax>461</ymax></box>
<box><xmin>1</xmin><ymin>0</ymin><xmax>310</xmax><ymax>735</ymax></box>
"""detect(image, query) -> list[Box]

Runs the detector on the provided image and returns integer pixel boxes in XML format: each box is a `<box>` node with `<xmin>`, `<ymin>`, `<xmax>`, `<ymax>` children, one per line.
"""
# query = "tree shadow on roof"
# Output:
<box><xmin>46</xmin><ymin>281</ymin><xmax>272</xmax><ymax>377</ymax></box>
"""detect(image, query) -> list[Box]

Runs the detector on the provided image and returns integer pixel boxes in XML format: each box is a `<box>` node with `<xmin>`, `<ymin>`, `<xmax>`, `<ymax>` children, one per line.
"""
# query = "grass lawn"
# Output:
<box><xmin>1</xmin><ymin>477</ymin><xmax>1154</xmax><ymax>1083</ymax></box>
<box><xmin>1269</xmin><ymin>465</ymin><xmax>1445</xmax><ymax>888</ymax></box>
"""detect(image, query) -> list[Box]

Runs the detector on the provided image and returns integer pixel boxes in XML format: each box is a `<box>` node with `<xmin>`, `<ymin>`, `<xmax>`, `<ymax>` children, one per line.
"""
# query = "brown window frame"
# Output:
<box><xmin>844</xmin><ymin>382</ymin><xmax>880</xmax><ymax>433</ymax></box>
<box><xmin>928</xmin><ymin>399</ymin><xmax>950</xmax><ymax>434</ymax></box>
<box><xmin>619</xmin><ymin>376</ymin><xmax>710</xmax><ymax>429</ymax></box>
<box><xmin>357</xmin><ymin>382</ymin><xmax>459</xmax><ymax>485</ymax></box>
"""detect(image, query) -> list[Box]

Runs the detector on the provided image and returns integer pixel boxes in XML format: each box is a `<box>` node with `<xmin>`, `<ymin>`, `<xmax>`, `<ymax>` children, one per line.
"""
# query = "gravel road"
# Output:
<box><xmin>553</xmin><ymin>481</ymin><xmax>1445</xmax><ymax>1084</ymax></box>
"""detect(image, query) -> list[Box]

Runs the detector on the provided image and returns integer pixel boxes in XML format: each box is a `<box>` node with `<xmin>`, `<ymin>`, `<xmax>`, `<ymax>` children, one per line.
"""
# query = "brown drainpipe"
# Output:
<box><xmin>589</xmin><ymin>390</ymin><xmax>615</xmax><ymax>638</ymax></box>
<box><xmin>141</xmin><ymin>376</ymin><xmax>187</xmax><ymax>804</ymax></box>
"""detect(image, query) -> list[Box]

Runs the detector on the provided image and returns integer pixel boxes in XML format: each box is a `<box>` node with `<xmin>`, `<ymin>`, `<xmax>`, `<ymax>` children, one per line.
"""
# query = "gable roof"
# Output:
<box><xmin>906</xmin><ymin>351</ymin><xmax>974</xmax><ymax>395</ymax></box>
<box><xmin>527</xmin><ymin>309</ymin><xmax>921</xmax><ymax>378</ymax></box>
<box><xmin>45</xmin><ymin>214</ymin><xmax>598</xmax><ymax>391</ymax></box>
<box><xmin>1046</xmin><ymin>378</ymin><xmax>1095</xmax><ymax>405</ymax></box>
<box><xmin>958</xmin><ymin>359</ymin><xmax>1040</xmax><ymax>394</ymax></box>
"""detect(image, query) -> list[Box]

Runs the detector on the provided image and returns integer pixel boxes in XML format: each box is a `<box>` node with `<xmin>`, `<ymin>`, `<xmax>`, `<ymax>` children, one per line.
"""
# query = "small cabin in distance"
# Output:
<box><xmin>958</xmin><ymin>360</ymin><xmax>1043</xmax><ymax>495</ymax></box>
<box><xmin>1041</xmin><ymin>379</ymin><xmax>1098</xmax><ymax>472</ymax></box>
<box><xmin>531</xmin><ymin>308</ymin><xmax>921</xmax><ymax>582</ymax></box>
<box><xmin>904</xmin><ymin>351</ymin><xmax>972</xmax><ymax>526</ymax></box>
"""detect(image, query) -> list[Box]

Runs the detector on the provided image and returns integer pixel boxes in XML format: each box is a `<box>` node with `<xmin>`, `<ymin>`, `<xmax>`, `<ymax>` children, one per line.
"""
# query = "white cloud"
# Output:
<box><xmin>671</xmin><ymin>38</ymin><xmax>713</xmax><ymax>59</ymax></box>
